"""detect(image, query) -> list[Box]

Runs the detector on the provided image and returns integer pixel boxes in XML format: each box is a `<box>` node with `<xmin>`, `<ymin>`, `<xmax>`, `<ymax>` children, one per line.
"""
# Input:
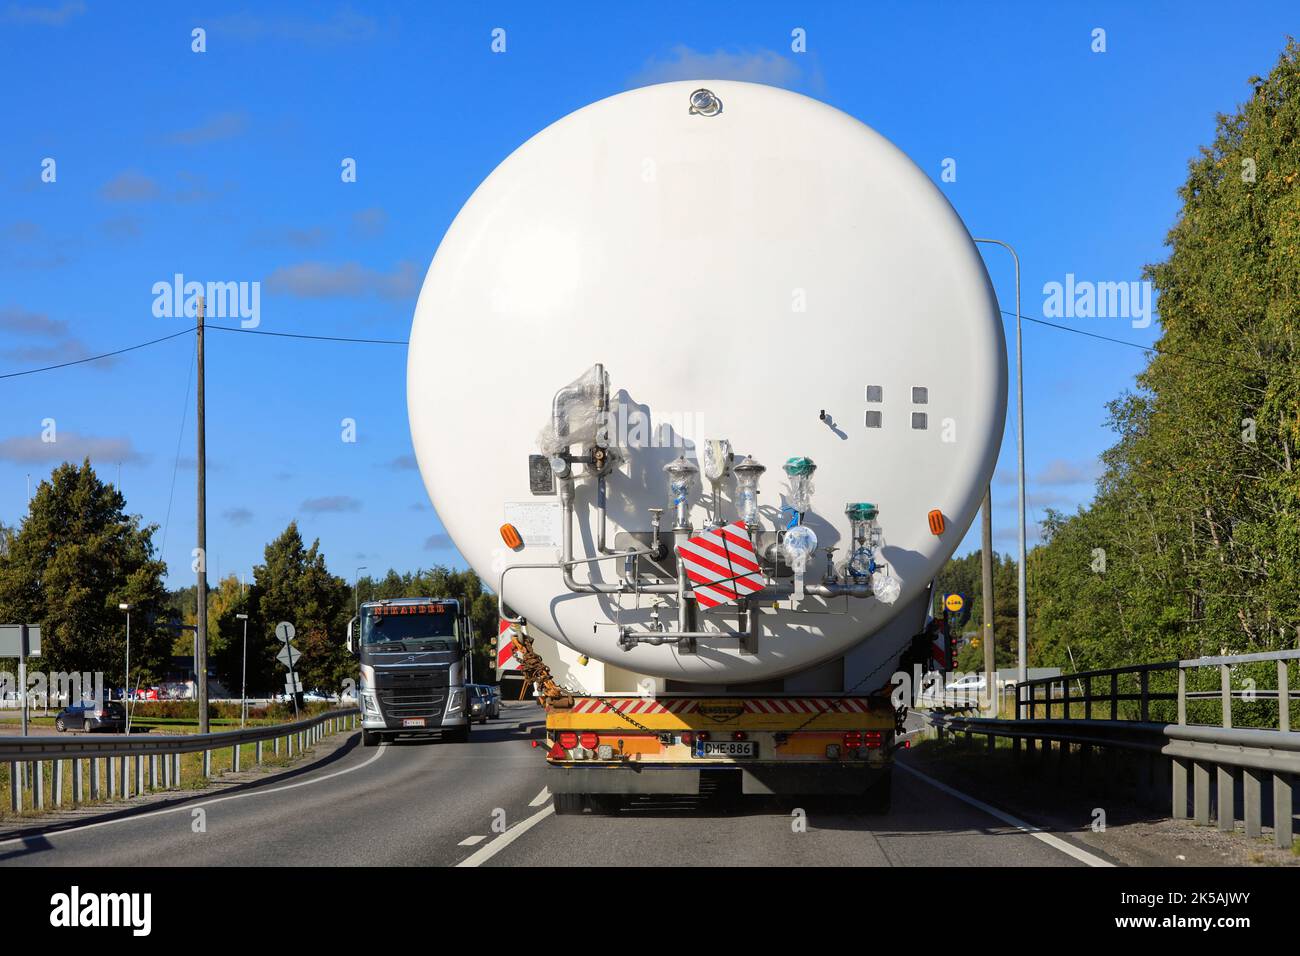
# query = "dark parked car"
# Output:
<box><xmin>54</xmin><ymin>701</ymin><xmax>126</xmax><ymax>733</ymax></box>
<box><xmin>467</xmin><ymin>685</ymin><xmax>499</xmax><ymax>723</ymax></box>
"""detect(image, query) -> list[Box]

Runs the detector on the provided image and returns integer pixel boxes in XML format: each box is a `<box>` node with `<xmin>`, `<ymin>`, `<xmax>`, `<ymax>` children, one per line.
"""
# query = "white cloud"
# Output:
<box><xmin>0</xmin><ymin>306</ymin><xmax>66</xmax><ymax>338</ymax></box>
<box><xmin>166</xmin><ymin>112</ymin><xmax>248</xmax><ymax>146</ymax></box>
<box><xmin>2</xmin><ymin>1</ymin><xmax>85</xmax><ymax>26</ymax></box>
<box><xmin>301</xmin><ymin>495</ymin><xmax>361</xmax><ymax>513</ymax></box>
<box><xmin>352</xmin><ymin>207</ymin><xmax>387</xmax><ymax>238</ymax></box>
<box><xmin>0</xmin><ymin>432</ymin><xmax>142</xmax><ymax>464</ymax></box>
<box><xmin>223</xmin><ymin>507</ymin><xmax>254</xmax><ymax>526</ymax></box>
<box><xmin>100</xmin><ymin>171</ymin><xmax>161</xmax><ymax>203</ymax></box>
<box><xmin>1034</xmin><ymin>458</ymin><xmax>1102</xmax><ymax>486</ymax></box>
<box><xmin>265</xmin><ymin>260</ymin><xmax>419</xmax><ymax>300</ymax></box>
<box><xmin>210</xmin><ymin>9</ymin><xmax>379</xmax><ymax>45</ymax></box>
<box><xmin>630</xmin><ymin>45</ymin><xmax>803</xmax><ymax>89</ymax></box>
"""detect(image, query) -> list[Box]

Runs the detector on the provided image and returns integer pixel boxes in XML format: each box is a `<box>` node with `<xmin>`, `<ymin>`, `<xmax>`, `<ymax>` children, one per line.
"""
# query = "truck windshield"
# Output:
<box><xmin>362</xmin><ymin>608</ymin><xmax>458</xmax><ymax>651</ymax></box>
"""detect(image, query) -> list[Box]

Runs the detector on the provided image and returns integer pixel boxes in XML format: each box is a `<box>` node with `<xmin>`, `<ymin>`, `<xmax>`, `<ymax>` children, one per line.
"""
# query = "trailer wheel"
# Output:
<box><xmin>863</xmin><ymin>770</ymin><xmax>892</xmax><ymax>814</ymax></box>
<box><xmin>553</xmin><ymin>792</ymin><xmax>585</xmax><ymax>815</ymax></box>
<box><xmin>362</xmin><ymin>730</ymin><xmax>380</xmax><ymax>747</ymax></box>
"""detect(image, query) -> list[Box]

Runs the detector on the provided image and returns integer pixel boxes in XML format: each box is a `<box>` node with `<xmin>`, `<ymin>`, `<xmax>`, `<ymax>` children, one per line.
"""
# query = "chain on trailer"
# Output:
<box><xmin>509</xmin><ymin>621</ymin><xmax>663</xmax><ymax>738</ymax></box>
<box><xmin>506</xmin><ymin>622</ymin><xmax>573</xmax><ymax>710</ymax></box>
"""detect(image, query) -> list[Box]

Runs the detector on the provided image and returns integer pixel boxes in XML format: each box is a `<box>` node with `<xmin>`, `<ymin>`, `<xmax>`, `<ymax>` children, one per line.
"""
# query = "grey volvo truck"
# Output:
<box><xmin>347</xmin><ymin>598</ymin><xmax>471</xmax><ymax>745</ymax></box>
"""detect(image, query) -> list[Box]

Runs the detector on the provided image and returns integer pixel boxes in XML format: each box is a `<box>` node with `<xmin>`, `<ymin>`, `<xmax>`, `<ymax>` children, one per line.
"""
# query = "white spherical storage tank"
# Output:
<box><xmin>409</xmin><ymin>80</ymin><xmax>1006</xmax><ymax>686</ymax></box>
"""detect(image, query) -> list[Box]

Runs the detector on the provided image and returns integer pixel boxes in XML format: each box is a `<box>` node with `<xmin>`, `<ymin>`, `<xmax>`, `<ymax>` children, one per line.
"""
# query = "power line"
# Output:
<box><xmin>1007</xmin><ymin>311</ymin><xmax>1262</xmax><ymax>374</ymax></box>
<box><xmin>0</xmin><ymin>326</ymin><xmax>197</xmax><ymax>380</ymax></box>
<box><xmin>207</xmin><ymin>325</ymin><xmax>408</xmax><ymax>345</ymax></box>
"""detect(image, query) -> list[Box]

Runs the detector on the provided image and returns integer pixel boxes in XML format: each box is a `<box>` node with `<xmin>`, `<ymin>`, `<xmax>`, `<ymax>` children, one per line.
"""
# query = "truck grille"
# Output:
<box><xmin>379</xmin><ymin>687</ymin><xmax>445</xmax><ymax>719</ymax></box>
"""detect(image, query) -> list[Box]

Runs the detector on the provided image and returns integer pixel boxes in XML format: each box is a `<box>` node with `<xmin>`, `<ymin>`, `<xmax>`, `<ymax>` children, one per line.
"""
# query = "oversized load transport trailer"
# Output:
<box><xmin>411</xmin><ymin>80</ymin><xmax>1006</xmax><ymax>810</ymax></box>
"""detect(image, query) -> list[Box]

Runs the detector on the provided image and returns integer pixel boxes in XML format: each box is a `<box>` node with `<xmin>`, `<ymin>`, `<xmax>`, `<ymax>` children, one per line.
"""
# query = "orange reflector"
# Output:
<box><xmin>928</xmin><ymin>509</ymin><xmax>945</xmax><ymax>536</ymax></box>
<box><xmin>500</xmin><ymin>523</ymin><xmax>523</xmax><ymax>549</ymax></box>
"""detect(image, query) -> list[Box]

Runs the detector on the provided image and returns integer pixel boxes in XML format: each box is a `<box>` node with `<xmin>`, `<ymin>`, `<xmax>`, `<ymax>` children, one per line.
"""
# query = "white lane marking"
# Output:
<box><xmin>0</xmin><ymin>734</ymin><xmax>386</xmax><ymax>848</ymax></box>
<box><xmin>897</xmin><ymin>762</ymin><xmax>1114</xmax><ymax>868</ymax></box>
<box><xmin>528</xmin><ymin>786</ymin><xmax>550</xmax><ymax>807</ymax></box>
<box><xmin>456</xmin><ymin>803</ymin><xmax>554</xmax><ymax>867</ymax></box>
<box><xmin>458</xmin><ymin>834</ymin><xmax>486</xmax><ymax>846</ymax></box>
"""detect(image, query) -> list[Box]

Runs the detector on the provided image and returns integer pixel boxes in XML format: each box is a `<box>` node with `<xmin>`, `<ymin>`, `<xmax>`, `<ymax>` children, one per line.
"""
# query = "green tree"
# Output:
<box><xmin>0</xmin><ymin>460</ymin><xmax>170</xmax><ymax>683</ymax></box>
<box><xmin>1027</xmin><ymin>41</ymin><xmax>1300</xmax><ymax>669</ymax></box>
<box><xmin>244</xmin><ymin>523</ymin><xmax>352</xmax><ymax>696</ymax></box>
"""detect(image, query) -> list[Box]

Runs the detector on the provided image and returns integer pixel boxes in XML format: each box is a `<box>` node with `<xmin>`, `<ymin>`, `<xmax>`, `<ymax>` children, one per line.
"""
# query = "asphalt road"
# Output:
<box><xmin>0</xmin><ymin>703</ymin><xmax>1113</xmax><ymax>867</ymax></box>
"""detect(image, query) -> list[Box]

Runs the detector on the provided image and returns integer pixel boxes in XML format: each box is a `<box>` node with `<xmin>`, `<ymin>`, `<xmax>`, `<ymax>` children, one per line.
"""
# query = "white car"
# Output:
<box><xmin>944</xmin><ymin>675</ymin><xmax>987</xmax><ymax>693</ymax></box>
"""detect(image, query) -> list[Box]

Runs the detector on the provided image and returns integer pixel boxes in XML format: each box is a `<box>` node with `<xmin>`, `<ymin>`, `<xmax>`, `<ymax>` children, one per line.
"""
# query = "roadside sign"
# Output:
<box><xmin>284</xmin><ymin>674</ymin><xmax>303</xmax><ymax>694</ymax></box>
<box><xmin>275</xmin><ymin>621</ymin><xmax>296</xmax><ymax>644</ymax></box>
<box><xmin>0</xmin><ymin>625</ymin><xmax>41</xmax><ymax>657</ymax></box>
<box><xmin>944</xmin><ymin>593</ymin><xmax>965</xmax><ymax>614</ymax></box>
<box><xmin>275</xmin><ymin>644</ymin><xmax>301</xmax><ymax>670</ymax></box>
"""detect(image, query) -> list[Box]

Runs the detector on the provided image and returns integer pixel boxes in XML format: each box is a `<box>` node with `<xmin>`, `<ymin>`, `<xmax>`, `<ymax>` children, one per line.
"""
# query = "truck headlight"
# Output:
<box><xmin>362</xmin><ymin>692</ymin><xmax>380</xmax><ymax>715</ymax></box>
<box><xmin>446</xmin><ymin>690</ymin><xmax>464</xmax><ymax>715</ymax></box>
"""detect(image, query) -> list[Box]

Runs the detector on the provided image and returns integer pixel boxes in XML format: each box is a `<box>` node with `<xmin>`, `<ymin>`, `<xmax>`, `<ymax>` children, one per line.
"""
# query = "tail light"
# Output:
<box><xmin>696</xmin><ymin>731</ymin><xmax>711</xmax><ymax>742</ymax></box>
<box><xmin>680</xmin><ymin>732</ymin><xmax>694</xmax><ymax>745</ymax></box>
<box><xmin>864</xmin><ymin>731</ymin><xmax>884</xmax><ymax>749</ymax></box>
<box><xmin>579</xmin><ymin>732</ymin><xmax>599</xmax><ymax>749</ymax></box>
<box><xmin>731</xmin><ymin>731</ymin><xmax>747</xmax><ymax>741</ymax></box>
<box><xmin>558</xmin><ymin>732</ymin><xmax>579</xmax><ymax>750</ymax></box>
<box><xmin>547</xmin><ymin>742</ymin><xmax>567</xmax><ymax>760</ymax></box>
<box><xmin>842</xmin><ymin>732</ymin><xmax>863</xmax><ymax>748</ymax></box>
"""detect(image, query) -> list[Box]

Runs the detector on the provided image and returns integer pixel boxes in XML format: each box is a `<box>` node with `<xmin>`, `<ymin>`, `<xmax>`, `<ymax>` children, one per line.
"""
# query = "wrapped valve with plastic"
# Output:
<box><xmin>838</xmin><ymin>502</ymin><xmax>900</xmax><ymax>604</ymax></box>
<box><xmin>783</xmin><ymin>456</ymin><xmax>816</xmax><ymax>514</ymax></box>
<box><xmin>536</xmin><ymin>365</ymin><xmax>610</xmax><ymax>456</ymax></box>
<box><xmin>781</xmin><ymin>457</ymin><xmax>819</xmax><ymax>601</ymax></box>
<box><xmin>842</xmin><ymin>503</ymin><xmax>881</xmax><ymax>579</ymax></box>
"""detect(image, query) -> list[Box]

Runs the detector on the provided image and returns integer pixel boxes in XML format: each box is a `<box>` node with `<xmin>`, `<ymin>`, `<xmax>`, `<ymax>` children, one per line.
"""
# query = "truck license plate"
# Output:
<box><xmin>402</xmin><ymin>718</ymin><xmax>426</xmax><ymax>727</ymax></box>
<box><xmin>695</xmin><ymin>740</ymin><xmax>756</xmax><ymax>758</ymax></box>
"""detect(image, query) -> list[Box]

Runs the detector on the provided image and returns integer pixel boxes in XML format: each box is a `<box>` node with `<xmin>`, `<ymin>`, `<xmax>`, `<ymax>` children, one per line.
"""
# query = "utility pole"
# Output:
<box><xmin>196</xmin><ymin>296</ymin><xmax>210</xmax><ymax>734</ymax></box>
<box><xmin>980</xmin><ymin>488</ymin><xmax>995</xmax><ymax>712</ymax></box>
<box><xmin>973</xmin><ymin>237</ymin><xmax>1026</xmax><ymax>684</ymax></box>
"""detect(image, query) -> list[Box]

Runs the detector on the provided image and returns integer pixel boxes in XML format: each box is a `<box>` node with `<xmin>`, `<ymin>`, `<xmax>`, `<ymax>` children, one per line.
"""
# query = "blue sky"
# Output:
<box><xmin>0</xmin><ymin>1</ymin><xmax>1295</xmax><ymax>588</ymax></box>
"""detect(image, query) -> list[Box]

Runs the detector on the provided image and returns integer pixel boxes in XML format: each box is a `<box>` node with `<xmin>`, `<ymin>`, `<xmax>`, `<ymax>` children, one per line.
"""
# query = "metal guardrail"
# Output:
<box><xmin>921</xmin><ymin>650</ymin><xmax>1298</xmax><ymax>850</ymax></box>
<box><xmin>4</xmin><ymin>708</ymin><xmax>359</xmax><ymax>815</ymax></box>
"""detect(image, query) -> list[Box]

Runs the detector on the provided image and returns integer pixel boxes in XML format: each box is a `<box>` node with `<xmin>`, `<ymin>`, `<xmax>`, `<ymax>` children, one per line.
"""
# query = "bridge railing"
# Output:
<box><xmin>2</xmin><ymin>708</ymin><xmax>359</xmax><ymax>816</ymax></box>
<box><xmin>922</xmin><ymin>650</ymin><xmax>1298</xmax><ymax>849</ymax></box>
<box><xmin>1016</xmin><ymin>650</ymin><xmax>1296</xmax><ymax>729</ymax></box>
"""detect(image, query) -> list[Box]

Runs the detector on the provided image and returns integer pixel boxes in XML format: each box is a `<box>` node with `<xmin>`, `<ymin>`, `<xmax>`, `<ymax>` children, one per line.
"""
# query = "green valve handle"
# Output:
<box><xmin>783</xmin><ymin>456</ymin><xmax>817</xmax><ymax>477</ymax></box>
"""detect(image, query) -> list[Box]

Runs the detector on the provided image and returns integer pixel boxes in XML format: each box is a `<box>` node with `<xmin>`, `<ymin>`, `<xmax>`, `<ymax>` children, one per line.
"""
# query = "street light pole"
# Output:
<box><xmin>195</xmin><ymin>295</ymin><xmax>210</xmax><ymax>733</ymax></box>
<box><xmin>118</xmin><ymin>603</ymin><xmax>131</xmax><ymax>734</ymax></box>
<box><xmin>973</xmin><ymin>237</ymin><xmax>1027</xmax><ymax>685</ymax></box>
<box><xmin>236</xmin><ymin>613</ymin><xmax>249</xmax><ymax>727</ymax></box>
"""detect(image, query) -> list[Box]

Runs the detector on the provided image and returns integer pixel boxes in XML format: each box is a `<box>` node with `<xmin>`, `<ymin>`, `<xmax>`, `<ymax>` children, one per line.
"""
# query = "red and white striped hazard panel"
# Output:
<box><xmin>676</xmin><ymin>520</ymin><xmax>763</xmax><ymax>609</ymax></box>
<box><xmin>497</xmin><ymin>619</ymin><xmax>519</xmax><ymax>672</ymax></box>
